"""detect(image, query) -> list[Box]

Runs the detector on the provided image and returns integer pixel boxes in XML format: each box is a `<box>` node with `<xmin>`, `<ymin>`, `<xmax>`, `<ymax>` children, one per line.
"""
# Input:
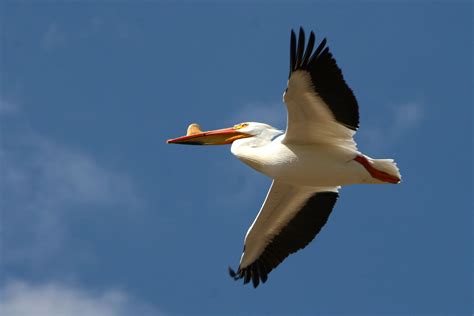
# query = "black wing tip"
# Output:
<box><xmin>228</xmin><ymin>263</ymin><xmax>268</xmax><ymax>288</ymax></box>
<box><xmin>228</xmin><ymin>266</ymin><xmax>241</xmax><ymax>280</ymax></box>
<box><xmin>243</xmin><ymin>269</ymin><xmax>251</xmax><ymax>284</ymax></box>
<box><xmin>251</xmin><ymin>265</ymin><xmax>260</xmax><ymax>288</ymax></box>
<box><xmin>290</xmin><ymin>27</ymin><xmax>304</xmax><ymax>34</ymax></box>
<box><xmin>289</xmin><ymin>27</ymin><xmax>328</xmax><ymax>73</ymax></box>
<box><xmin>298</xmin><ymin>27</ymin><xmax>305</xmax><ymax>39</ymax></box>
<box><xmin>288</xmin><ymin>28</ymin><xmax>359</xmax><ymax>130</ymax></box>
<box><xmin>231</xmin><ymin>191</ymin><xmax>338</xmax><ymax>289</ymax></box>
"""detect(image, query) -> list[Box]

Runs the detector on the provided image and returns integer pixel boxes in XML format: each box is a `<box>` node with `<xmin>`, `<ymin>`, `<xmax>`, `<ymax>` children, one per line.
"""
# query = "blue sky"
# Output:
<box><xmin>0</xmin><ymin>1</ymin><xmax>472</xmax><ymax>315</ymax></box>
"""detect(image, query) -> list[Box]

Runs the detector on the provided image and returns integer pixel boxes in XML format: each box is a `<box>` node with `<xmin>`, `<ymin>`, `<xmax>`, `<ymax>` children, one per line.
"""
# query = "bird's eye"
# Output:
<box><xmin>234</xmin><ymin>123</ymin><xmax>249</xmax><ymax>130</ymax></box>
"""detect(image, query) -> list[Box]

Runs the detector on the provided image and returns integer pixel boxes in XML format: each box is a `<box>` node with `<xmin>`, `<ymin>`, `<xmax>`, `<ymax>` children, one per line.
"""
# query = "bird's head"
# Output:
<box><xmin>167</xmin><ymin>122</ymin><xmax>282</xmax><ymax>145</ymax></box>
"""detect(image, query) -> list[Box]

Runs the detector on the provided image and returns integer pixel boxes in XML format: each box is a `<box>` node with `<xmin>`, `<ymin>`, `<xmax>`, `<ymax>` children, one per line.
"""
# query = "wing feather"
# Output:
<box><xmin>301</xmin><ymin>31</ymin><xmax>315</xmax><ymax>68</ymax></box>
<box><xmin>229</xmin><ymin>181</ymin><xmax>339</xmax><ymax>287</ymax></box>
<box><xmin>283</xmin><ymin>28</ymin><xmax>359</xmax><ymax>148</ymax></box>
<box><xmin>296</xmin><ymin>28</ymin><xmax>305</xmax><ymax>68</ymax></box>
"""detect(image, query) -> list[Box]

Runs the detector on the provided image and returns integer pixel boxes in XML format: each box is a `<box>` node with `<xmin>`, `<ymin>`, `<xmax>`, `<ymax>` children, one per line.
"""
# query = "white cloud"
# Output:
<box><xmin>1</xmin><ymin>102</ymin><xmax>140</xmax><ymax>266</ymax></box>
<box><xmin>0</xmin><ymin>97</ymin><xmax>19</xmax><ymax>115</ymax></box>
<box><xmin>40</xmin><ymin>17</ymin><xmax>140</xmax><ymax>52</ymax></box>
<box><xmin>0</xmin><ymin>99</ymin><xmax>157</xmax><ymax>315</ymax></box>
<box><xmin>210</xmin><ymin>158</ymin><xmax>270</xmax><ymax>213</ymax></box>
<box><xmin>11</xmin><ymin>135</ymin><xmax>137</xmax><ymax>206</ymax></box>
<box><xmin>358</xmin><ymin>101</ymin><xmax>424</xmax><ymax>152</ymax></box>
<box><xmin>392</xmin><ymin>102</ymin><xmax>423</xmax><ymax>130</ymax></box>
<box><xmin>0</xmin><ymin>280</ymin><xmax>160</xmax><ymax>316</ymax></box>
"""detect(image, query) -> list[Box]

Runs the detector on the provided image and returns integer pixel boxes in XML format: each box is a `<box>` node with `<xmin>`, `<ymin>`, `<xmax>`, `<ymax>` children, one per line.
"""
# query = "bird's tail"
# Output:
<box><xmin>354</xmin><ymin>155</ymin><xmax>401</xmax><ymax>184</ymax></box>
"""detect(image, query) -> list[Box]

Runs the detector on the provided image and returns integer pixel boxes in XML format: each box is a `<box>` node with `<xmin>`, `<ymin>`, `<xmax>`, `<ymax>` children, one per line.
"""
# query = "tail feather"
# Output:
<box><xmin>371</xmin><ymin>159</ymin><xmax>401</xmax><ymax>182</ymax></box>
<box><xmin>355</xmin><ymin>155</ymin><xmax>401</xmax><ymax>184</ymax></box>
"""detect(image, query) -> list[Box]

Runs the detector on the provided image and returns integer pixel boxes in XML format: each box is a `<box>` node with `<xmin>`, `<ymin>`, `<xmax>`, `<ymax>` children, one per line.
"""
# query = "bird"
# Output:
<box><xmin>167</xmin><ymin>27</ymin><xmax>401</xmax><ymax>288</ymax></box>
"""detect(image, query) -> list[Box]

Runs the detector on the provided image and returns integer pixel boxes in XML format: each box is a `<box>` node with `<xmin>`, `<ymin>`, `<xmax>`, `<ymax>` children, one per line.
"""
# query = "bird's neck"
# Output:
<box><xmin>230</xmin><ymin>130</ymin><xmax>282</xmax><ymax>173</ymax></box>
<box><xmin>231</xmin><ymin>139</ymin><xmax>267</xmax><ymax>173</ymax></box>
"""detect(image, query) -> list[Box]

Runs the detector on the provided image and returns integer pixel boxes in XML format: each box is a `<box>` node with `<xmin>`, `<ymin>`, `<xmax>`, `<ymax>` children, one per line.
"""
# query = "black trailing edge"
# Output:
<box><xmin>229</xmin><ymin>191</ymin><xmax>339</xmax><ymax>288</ymax></box>
<box><xmin>289</xmin><ymin>27</ymin><xmax>359</xmax><ymax>131</ymax></box>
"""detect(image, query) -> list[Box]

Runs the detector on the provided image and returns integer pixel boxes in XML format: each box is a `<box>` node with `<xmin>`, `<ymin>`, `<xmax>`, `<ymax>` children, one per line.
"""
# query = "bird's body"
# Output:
<box><xmin>232</xmin><ymin>134</ymin><xmax>375</xmax><ymax>187</ymax></box>
<box><xmin>168</xmin><ymin>28</ymin><xmax>401</xmax><ymax>288</ymax></box>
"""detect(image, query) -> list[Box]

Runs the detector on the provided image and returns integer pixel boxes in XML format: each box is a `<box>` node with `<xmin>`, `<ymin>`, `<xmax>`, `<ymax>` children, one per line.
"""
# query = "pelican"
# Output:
<box><xmin>167</xmin><ymin>28</ymin><xmax>401</xmax><ymax>288</ymax></box>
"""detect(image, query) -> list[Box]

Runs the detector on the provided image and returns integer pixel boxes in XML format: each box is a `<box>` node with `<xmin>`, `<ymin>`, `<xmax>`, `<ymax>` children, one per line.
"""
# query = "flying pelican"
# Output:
<box><xmin>167</xmin><ymin>28</ymin><xmax>401</xmax><ymax>288</ymax></box>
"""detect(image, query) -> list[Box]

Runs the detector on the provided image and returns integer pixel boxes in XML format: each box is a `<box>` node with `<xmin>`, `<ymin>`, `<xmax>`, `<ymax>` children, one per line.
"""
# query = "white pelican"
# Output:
<box><xmin>167</xmin><ymin>28</ymin><xmax>401</xmax><ymax>288</ymax></box>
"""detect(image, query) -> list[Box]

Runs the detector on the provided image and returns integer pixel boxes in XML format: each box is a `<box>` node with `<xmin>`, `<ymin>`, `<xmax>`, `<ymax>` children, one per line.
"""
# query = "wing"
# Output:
<box><xmin>283</xmin><ymin>28</ymin><xmax>359</xmax><ymax>148</ymax></box>
<box><xmin>228</xmin><ymin>181</ymin><xmax>339</xmax><ymax>288</ymax></box>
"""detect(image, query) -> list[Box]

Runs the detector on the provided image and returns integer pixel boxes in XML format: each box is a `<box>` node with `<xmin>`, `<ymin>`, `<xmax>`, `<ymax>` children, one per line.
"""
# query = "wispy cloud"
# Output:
<box><xmin>227</xmin><ymin>101</ymin><xmax>286</xmax><ymax>129</ymax></box>
<box><xmin>0</xmin><ymin>96</ymin><xmax>19</xmax><ymax>115</ymax></box>
<box><xmin>42</xmin><ymin>22</ymin><xmax>66</xmax><ymax>52</ymax></box>
<box><xmin>0</xmin><ymin>280</ymin><xmax>160</xmax><ymax>316</ymax></box>
<box><xmin>40</xmin><ymin>17</ymin><xmax>140</xmax><ymax>53</ymax></box>
<box><xmin>358</xmin><ymin>101</ymin><xmax>424</xmax><ymax>152</ymax></box>
<box><xmin>210</xmin><ymin>159</ymin><xmax>270</xmax><ymax>213</ymax></box>
<box><xmin>392</xmin><ymin>102</ymin><xmax>423</xmax><ymax>130</ymax></box>
<box><xmin>1</xmin><ymin>99</ymin><xmax>140</xmax><ymax>267</ymax></box>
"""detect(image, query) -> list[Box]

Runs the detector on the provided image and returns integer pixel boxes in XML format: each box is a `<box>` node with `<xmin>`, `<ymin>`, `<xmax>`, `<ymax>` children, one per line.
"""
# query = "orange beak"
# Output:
<box><xmin>167</xmin><ymin>126</ymin><xmax>252</xmax><ymax>145</ymax></box>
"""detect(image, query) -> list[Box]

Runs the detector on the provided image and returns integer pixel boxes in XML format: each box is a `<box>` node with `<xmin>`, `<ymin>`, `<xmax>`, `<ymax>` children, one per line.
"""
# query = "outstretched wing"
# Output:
<box><xmin>283</xmin><ymin>28</ymin><xmax>359</xmax><ymax>149</ymax></box>
<box><xmin>229</xmin><ymin>181</ymin><xmax>339</xmax><ymax>288</ymax></box>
